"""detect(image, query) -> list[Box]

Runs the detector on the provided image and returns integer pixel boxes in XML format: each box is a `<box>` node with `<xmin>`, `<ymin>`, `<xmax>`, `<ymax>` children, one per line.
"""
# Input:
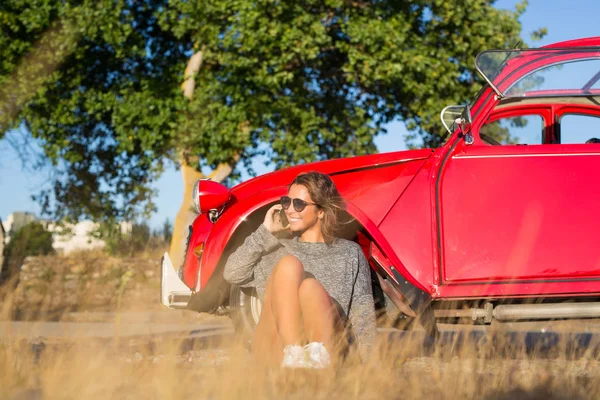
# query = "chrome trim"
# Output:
<box><xmin>474</xmin><ymin>46</ymin><xmax>600</xmax><ymax>99</ymax></box>
<box><xmin>192</xmin><ymin>178</ymin><xmax>213</xmax><ymax>214</ymax></box>
<box><xmin>208</xmin><ymin>209</ymin><xmax>219</xmax><ymax>223</ymax></box>
<box><xmin>192</xmin><ymin>180</ymin><xmax>200</xmax><ymax>214</ymax></box>
<box><xmin>440</xmin><ymin>105</ymin><xmax>464</xmax><ymax>135</ymax></box>
<box><xmin>250</xmin><ymin>295</ymin><xmax>262</xmax><ymax>324</ymax></box>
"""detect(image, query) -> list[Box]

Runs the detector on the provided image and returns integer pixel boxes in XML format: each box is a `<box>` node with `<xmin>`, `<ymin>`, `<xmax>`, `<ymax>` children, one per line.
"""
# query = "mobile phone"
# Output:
<box><xmin>279</xmin><ymin>209</ymin><xmax>289</xmax><ymax>227</ymax></box>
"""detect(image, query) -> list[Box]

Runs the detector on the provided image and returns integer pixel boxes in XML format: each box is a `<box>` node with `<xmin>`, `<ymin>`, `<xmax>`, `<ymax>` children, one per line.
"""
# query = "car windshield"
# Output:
<box><xmin>476</xmin><ymin>48</ymin><xmax>600</xmax><ymax>99</ymax></box>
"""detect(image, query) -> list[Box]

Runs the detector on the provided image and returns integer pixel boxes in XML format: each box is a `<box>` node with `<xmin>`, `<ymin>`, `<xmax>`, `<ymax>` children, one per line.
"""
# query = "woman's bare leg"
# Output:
<box><xmin>252</xmin><ymin>254</ymin><xmax>304</xmax><ymax>365</ymax></box>
<box><xmin>252</xmin><ymin>254</ymin><xmax>341</xmax><ymax>366</ymax></box>
<box><xmin>270</xmin><ymin>255</ymin><xmax>306</xmax><ymax>345</ymax></box>
<box><xmin>252</xmin><ymin>279</ymin><xmax>283</xmax><ymax>366</ymax></box>
<box><xmin>298</xmin><ymin>278</ymin><xmax>342</xmax><ymax>358</ymax></box>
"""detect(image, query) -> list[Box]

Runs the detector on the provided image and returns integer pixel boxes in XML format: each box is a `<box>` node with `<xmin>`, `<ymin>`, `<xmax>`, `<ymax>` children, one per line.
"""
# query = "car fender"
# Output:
<box><xmin>197</xmin><ymin>156</ymin><xmax>431</xmax><ymax>292</ymax></box>
<box><xmin>197</xmin><ymin>186</ymin><xmax>288</xmax><ymax>291</ymax></box>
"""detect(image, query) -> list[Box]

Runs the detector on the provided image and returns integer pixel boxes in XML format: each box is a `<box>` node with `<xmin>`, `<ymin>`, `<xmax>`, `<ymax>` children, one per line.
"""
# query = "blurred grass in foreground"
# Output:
<box><xmin>2</xmin><ymin>307</ymin><xmax>600</xmax><ymax>399</ymax></box>
<box><xmin>1</xmin><ymin>251</ymin><xmax>600</xmax><ymax>399</ymax></box>
<box><xmin>0</xmin><ymin>331</ymin><xmax>597</xmax><ymax>399</ymax></box>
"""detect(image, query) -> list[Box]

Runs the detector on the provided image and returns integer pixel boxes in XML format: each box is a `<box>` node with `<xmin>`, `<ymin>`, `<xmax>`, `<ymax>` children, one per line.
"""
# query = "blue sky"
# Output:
<box><xmin>1</xmin><ymin>0</ymin><xmax>598</xmax><ymax>229</ymax></box>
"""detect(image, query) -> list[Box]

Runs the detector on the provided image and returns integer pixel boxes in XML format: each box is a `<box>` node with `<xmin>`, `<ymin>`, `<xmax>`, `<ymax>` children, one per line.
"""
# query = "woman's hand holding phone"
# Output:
<box><xmin>263</xmin><ymin>204</ymin><xmax>290</xmax><ymax>233</ymax></box>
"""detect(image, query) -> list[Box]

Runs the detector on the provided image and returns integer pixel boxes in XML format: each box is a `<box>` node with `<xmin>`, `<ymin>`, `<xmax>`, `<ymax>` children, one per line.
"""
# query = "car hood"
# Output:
<box><xmin>229</xmin><ymin>148</ymin><xmax>433</xmax><ymax>202</ymax></box>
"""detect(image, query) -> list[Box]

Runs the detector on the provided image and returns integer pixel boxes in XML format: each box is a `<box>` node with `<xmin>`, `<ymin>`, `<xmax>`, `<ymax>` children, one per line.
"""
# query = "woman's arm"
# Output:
<box><xmin>223</xmin><ymin>224</ymin><xmax>280</xmax><ymax>284</ymax></box>
<box><xmin>347</xmin><ymin>247</ymin><xmax>377</xmax><ymax>361</ymax></box>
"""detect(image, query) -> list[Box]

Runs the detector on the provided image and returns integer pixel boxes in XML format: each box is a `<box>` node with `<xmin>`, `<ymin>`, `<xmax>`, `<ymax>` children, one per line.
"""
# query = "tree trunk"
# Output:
<box><xmin>0</xmin><ymin>217</ymin><xmax>5</xmax><ymax>280</ymax></box>
<box><xmin>168</xmin><ymin>45</ymin><xmax>239</xmax><ymax>268</ymax></box>
<box><xmin>169</xmin><ymin>158</ymin><xmax>205</xmax><ymax>269</ymax></box>
<box><xmin>168</xmin><ymin>158</ymin><xmax>238</xmax><ymax>269</ymax></box>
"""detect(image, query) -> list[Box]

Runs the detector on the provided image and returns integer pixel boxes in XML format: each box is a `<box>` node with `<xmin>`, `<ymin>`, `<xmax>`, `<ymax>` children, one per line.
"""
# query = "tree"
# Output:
<box><xmin>2</xmin><ymin>222</ymin><xmax>54</xmax><ymax>283</ymax></box>
<box><xmin>0</xmin><ymin>0</ymin><xmax>536</xmax><ymax>266</ymax></box>
<box><xmin>101</xmin><ymin>221</ymin><xmax>152</xmax><ymax>256</ymax></box>
<box><xmin>162</xmin><ymin>218</ymin><xmax>173</xmax><ymax>244</ymax></box>
<box><xmin>1</xmin><ymin>0</ymin><xmax>186</xmax><ymax>220</ymax></box>
<box><xmin>4</xmin><ymin>222</ymin><xmax>54</xmax><ymax>257</ymax></box>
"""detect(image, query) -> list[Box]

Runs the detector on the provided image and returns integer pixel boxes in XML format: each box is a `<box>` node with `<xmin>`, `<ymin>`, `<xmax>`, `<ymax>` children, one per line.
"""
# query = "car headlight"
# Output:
<box><xmin>191</xmin><ymin>179</ymin><xmax>231</xmax><ymax>215</ymax></box>
<box><xmin>192</xmin><ymin>179</ymin><xmax>201</xmax><ymax>213</ymax></box>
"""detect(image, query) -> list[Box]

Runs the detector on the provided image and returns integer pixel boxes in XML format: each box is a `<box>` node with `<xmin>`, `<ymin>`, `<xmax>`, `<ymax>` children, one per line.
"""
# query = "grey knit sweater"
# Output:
<box><xmin>223</xmin><ymin>224</ymin><xmax>376</xmax><ymax>355</ymax></box>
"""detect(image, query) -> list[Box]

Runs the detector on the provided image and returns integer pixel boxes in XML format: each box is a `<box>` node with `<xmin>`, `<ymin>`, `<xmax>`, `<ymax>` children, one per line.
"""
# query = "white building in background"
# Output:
<box><xmin>3</xmin><ymin>212</ymin><xmax>132</xmax><ymax>255</ymax></box>
<box><xmin>49</xmin><ymin>220</ymin><xmax>107</xmax><ymax>254</ymax></box>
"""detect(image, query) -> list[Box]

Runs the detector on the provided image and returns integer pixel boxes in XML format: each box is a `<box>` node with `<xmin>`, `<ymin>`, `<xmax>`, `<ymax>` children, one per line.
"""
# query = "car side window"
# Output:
<box><xmin>559</xmin><ymin>114</ymin><xmax>600</xmax><ymax>144</ymax></box>
<box><xmin>480</xmin><ymin>114</ymin><xmax>544</xmax><ymax>145</ymax></box>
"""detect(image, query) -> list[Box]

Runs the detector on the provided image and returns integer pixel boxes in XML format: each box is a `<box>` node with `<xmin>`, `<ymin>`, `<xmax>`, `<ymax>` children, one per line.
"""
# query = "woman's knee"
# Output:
<box><xmin>272</xmin><ymin>254</ymin><xmax>304</xmax><ymax>281</ymax></box>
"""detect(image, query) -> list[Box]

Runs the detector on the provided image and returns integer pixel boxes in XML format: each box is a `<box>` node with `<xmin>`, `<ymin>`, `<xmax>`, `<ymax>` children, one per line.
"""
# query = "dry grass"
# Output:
<box><xmin>2</xmin><ymin>254</ymin><xmax>600</xmax><ymax>399</ymax></box>
<box><xmin>2</xmin><ymin>313</ymin><xmax>600</xmax><ymax>399</ymax></box>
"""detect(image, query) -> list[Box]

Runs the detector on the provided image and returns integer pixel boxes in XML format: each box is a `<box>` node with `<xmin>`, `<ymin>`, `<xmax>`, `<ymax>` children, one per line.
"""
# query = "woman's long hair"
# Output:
<box><xmin>289</xmin><ymin>171</ymin><xmax>345</xmax><ymax>244</ymax></box>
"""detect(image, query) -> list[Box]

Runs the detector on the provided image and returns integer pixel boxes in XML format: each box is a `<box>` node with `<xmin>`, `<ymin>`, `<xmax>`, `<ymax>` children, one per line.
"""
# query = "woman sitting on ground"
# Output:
<box><xmin>223</xmin><ymin>171</ymin><xmax>376</xmax><ymax>368</ymax></box>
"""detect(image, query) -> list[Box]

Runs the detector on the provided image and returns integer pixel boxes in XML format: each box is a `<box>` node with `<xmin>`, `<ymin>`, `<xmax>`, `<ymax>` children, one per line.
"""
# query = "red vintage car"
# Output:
<box><xmin>161</xmin><ymin>37</ymin><xmax>600</xmax><ymax>336</ymax></box>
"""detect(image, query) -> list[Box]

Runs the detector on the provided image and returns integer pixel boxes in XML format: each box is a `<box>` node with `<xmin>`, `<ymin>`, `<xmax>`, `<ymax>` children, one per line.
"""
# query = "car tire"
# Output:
<box><xmin>229</xmin><ymin>285</ymin><xmax>262</xmax><ymax>340</ymax></box>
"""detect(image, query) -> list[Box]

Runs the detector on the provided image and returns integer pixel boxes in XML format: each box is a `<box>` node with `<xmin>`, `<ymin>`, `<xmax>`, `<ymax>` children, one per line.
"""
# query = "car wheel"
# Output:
<box><xmin>229</xmin><ymin>285</ymin><xmax>262</xmax><ymax>340</ymax></box>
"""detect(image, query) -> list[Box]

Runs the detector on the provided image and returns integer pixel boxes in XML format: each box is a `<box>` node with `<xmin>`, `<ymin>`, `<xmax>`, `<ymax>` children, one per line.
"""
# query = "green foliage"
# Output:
<box><xmin>531</xmin><ymin>27</ymin><xmax>548</xmax><ymax>42</ymax></box>
<box><xmin>165</xmin><ymin>0</ymin><xmax>533</xmax><ymax>155</ymax></box>
<box><xmin>2</xmin><ymin>221</ymin><xmax>54</xmax><ymax>283</ymax></box>
<box><xmin>4</xmin><ymin>222</ymin><xmax>55</xmax><ymax>258</ymax></box>
<box><xmin>101</xmin><ymin>222</ymin><xmax>148</xmax><ymax>257</ymax></box>
<box><xmin>0</xmin><ymin>0</ymin><xmax>186</xmax><ymax>223</ymax></box>
<box><xmin>99</xmin><ymin>221</ymin><xmax>169</xmax><ymax>257</ymax></box>
<box><xmin>0</xmin><ymin>0</ymin><xmax>535</xmax><ymax>222</ymax></box>
<box><xmin>162</xmin><ymin>219</ymin><xmax>173</xmax><ymax>243</ymax></box>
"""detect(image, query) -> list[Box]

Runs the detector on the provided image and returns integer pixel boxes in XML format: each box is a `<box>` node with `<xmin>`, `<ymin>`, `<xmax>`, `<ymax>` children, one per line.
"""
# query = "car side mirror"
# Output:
<box><xmin>440</xmin><ymin>104</ymin><xmax>474</xmax><ymax>144</ymax></box>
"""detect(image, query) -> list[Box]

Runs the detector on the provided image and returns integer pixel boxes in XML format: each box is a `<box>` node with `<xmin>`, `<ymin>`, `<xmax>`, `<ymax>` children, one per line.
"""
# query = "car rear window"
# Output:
<box><xmin>559</xmin><ymin>114</ymin><xmax>600</xmax><ymax>144</ymax></box>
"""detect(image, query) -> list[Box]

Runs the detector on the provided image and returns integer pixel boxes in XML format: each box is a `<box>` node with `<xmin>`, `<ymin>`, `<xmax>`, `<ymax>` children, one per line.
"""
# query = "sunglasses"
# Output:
<box><xmin>280</xmin><ymin>196</ymin><xmax>319</xmax><ymax>212</ymax></box>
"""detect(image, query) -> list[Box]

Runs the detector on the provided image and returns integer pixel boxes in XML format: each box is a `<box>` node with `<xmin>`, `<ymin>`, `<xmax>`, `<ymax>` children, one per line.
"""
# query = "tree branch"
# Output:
<box><xmin>180</xmin><ymin>45</ymin><xmax>206</xmax><ymax>100</ymax></box>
